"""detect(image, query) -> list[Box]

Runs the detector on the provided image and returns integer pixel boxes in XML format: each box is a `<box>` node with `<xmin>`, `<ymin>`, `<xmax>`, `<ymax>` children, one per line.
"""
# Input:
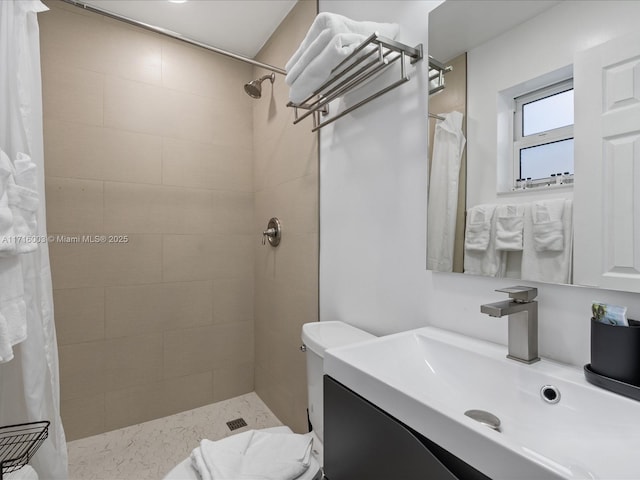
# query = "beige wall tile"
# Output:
<box><xmin>54</xmin><ymin>287</ymin><xmax>104</xmax><ymax>345</ymax></box>
<box><xmin>103</xmin><ymin>77</ymin><xmax>165</xmax><ymax>136</ymax></box>
<box><xmin>213</xmin><ymin>277</ymin><xmax>253</xmax><ymax>324</ymax></box>
<box><xmin>162</xmin><ymin>234</ymin><xmax>253</xmax><ymax>282</ymax></box>
<box><xmin>213</xmin><ymin>362</ymin><xmax>254</xmax><ymax>402</ymax></box>
<box><xmin>59</xmin><ymin>341</ymin><xmax>105</xmax><ymax>400</ymax></box>
<box><xmin>105</xmin><ymin>281</ymin><xmax>213</xmax><ymax>338</ymax></box>
<box><xmin>210</xmin><ymin>190</ymin><xmax>254</xmax><ymax>235</ymax></box>
<box><xmin>253</xmin><ymin>0</ymin><xmax>318</xmax><ymax>434</ymax></box>
<box><xmin>211</xmin><ymin>321</ymin><xmax>254</xmax><ymax>366</ymax></box>
<box><xmin>162</xmin><ymin>137</ymin><xmax>252</xmax><ymax>192</ymax></box>
<box><xmin>40</xmin><ymin>5</ymin><xmax>109</xmax><ymax>74</ymax></box>
<box><xmin>49</xmin><ymin>234</ymin><xmax>162</xmax><ymax>289</ymax></box>
<box><xmin>105</xmin><ymin>333</ymin><xmax>163</xmax><ymax>390</ymax></box>
<box><xmin>161</xmin><ymin>39</ymin><xmax>252</xmax><ymax>104</ymax></box>
<box><xmin>163</xmin><ymin>372</ymin><xmax>214</xmax><ymax>416</ymax></box>
<box><xmin>254</xmin><ymin>174</ymin><xmax>318</xmax><ymax>235</ymax></box>
<box><xmin>44</xmin><ymin>119</ymin><xmax>162</xmax><ymax>184</ymax></box>
<box><xmin>103</xmin><ymin>21</ymin><xmax>162</xmax><ymax>85</ymax></box>
<box><xmin>211</xmin><ymin>97</ymin><xmax>252</xmax><ymax>148</ymax></box>
<box><xmin>45</xmin><ymin>177</ymin><xmax>104</xmax><ymax>233</ymax></box>
<box><xmin>105</xmin><ymin>382</ymin><xmax>165</xmax><ymax>431</ymax></box>
<box><xmin>60</xmin><ymin>393</ymin><xmax>106</xmax><ymax>441</ymax></box>
<box><xmin>163</xmin><ymin>325</ymin><xmax>216</xmax><ymax>379</ymax></box>
<box><xmin>162</xmin><ymin>89</ymin><xmax>216</xmax><ymax>144</ymax></box>
<box><xmin>42</xmin><ymin>63</ymin><xmax>103</xmax><ymax>126</ymax></box>
<box><xmin>104</xmin><ymin>182</ymin><xmax>216</xmax><ymax>234</ymax></box>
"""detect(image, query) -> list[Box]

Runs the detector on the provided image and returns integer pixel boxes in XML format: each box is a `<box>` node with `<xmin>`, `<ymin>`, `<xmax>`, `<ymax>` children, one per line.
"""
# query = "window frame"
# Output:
<box><xmin>512</xmin><ymin>78</ymin><xmax>574</xmax><ymax>185</ymax></box>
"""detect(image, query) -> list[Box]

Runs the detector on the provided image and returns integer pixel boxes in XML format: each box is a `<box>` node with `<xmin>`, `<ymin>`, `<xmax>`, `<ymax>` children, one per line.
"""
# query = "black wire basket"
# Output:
<box><xmin>0</xmin><ymin>421</ymin><xmax>49</xmax><ymax>480</ymax></box>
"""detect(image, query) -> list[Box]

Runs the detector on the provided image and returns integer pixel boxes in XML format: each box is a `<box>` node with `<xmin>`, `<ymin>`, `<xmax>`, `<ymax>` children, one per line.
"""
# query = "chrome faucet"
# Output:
<box><xmin>481</xmin><ymin>286</ymin><xmax>539</xmax><ymax>364</ymax></box>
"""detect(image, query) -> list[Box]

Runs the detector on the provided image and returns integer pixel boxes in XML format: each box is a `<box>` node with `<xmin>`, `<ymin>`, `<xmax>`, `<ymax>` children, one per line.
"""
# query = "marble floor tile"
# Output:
<box><xmin>67</xmin><ymin>392</ymin><xmax>283</xmax><ymax>480</ymax></box>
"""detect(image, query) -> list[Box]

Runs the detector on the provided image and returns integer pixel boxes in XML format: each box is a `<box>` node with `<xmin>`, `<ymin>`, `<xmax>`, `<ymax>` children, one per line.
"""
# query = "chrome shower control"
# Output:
<box><xmin>262</xmin><ymin>217</ymin><xmax>282</xmax><ymax>246</ymax></box>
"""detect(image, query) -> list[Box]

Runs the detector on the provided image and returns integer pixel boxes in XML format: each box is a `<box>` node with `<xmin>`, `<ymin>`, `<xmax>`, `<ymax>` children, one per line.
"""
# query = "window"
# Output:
<box><xmin>513</xmin><ymin>79</ymin><xmax>574</xmax><ymax>187</ymax></box>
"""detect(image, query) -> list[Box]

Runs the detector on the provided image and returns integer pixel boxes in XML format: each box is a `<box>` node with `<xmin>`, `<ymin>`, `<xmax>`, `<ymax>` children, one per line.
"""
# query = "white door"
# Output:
<box><xmin>574</xmin><ymin>31</ymin><xmax>640</xmax><ymax>292</ymax></box>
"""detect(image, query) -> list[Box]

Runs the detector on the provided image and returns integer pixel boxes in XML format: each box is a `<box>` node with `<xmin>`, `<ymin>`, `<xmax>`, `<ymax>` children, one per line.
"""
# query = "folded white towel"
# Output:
<box><xmin>288</xmin><ymin>32</ymin><xmax>368</xmax><ymax>104</ymax></box>
<box><xmin>532</xmin><ymin>199</ymin><xmax>565</xmax><ymax>252</ymax></box>
<box><xmin>521</xmin><ymin>200</ymin><xmax>573</xmax><ymax>284</ymax></box>
<box><xmin>464</xmin><ymin>204</ymin><xmax>495</xmax><ymax>252</ymax></box>
<box><xmin>495</xmin><ymin>204</ymin><xmax>525</xmax><ymax>251</ymax></box>
<box><xmin>286</xmin><ymin>12</ymin><xmax>399</xmax><ymax>73</ymax></box>
<box><xmin>4</xmin><ymin>465</ymin><xmax>39</xmax><ymax>480</ymax></box>
<box><xmin>464</xmin><ymin>204</ymin><xmax>505</xmax><ymax>277</ymax></box>
<box><xmin>0</xmin><ymin>149</ymin><xmax>16</xmax><ymax>256</ymax></box>
<box><xmin>191</xmin><ymin>429</ymin><xmax>312</xmax><ymax>480</ymax></box>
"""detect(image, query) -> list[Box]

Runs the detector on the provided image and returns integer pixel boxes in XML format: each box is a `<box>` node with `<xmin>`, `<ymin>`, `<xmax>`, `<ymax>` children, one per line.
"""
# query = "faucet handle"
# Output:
<box><xmin>496</xmin><ymin>286</ymin><xmax>537</xmax><ymax>303</ymax></box>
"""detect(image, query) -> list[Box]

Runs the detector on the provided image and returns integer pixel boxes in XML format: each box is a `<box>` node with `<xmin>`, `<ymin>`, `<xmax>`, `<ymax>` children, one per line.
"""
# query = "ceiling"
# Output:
<box><xmin>429</xmin><ymin>0</ymin><xmax>562</xmax><ymax>63</ymax></box>
<box><xmin>83</xmin><ymin>0</ymin><xmax>298</xmax><ymax>58</ymax></box>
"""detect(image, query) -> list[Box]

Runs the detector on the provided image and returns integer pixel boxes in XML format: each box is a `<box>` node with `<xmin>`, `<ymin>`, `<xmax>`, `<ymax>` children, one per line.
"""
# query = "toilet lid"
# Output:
<box><xmin>161</xmin><ymin>427</ymin><xmax>322</xmax><ymax>480</ymax></box>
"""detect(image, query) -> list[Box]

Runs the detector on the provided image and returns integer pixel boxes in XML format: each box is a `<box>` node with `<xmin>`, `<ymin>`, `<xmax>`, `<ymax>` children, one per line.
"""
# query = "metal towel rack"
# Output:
<box><xmin>287</xmin><ymin>32</ymin><xmax>423</xmax><ymax>132</ymax></box>
<box><xmin>429</xmin><ymin>56</ymin><xmax>452</xmax><ymax>95</ymax></box>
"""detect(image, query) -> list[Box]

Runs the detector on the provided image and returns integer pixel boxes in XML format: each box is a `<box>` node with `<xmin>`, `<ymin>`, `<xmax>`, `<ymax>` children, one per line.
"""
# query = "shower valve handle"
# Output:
<box><xmin>261</xmin><ymin>218</ymin><xmax>282</xmax><ymax>247</ymax></box>
<box><xmin>262</xmin><ymin>228</ymin><xmax>276</xmax><ymax>245</ymax></box>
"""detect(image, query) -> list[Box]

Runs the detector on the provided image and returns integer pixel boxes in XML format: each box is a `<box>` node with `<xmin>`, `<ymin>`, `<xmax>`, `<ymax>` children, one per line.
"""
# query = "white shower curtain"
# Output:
<box><xmin>427</xmin><ymin>111</ymin><xmax>466</xmax><ymax>272</ymax></box>
<box><xmin>0</xmin><ymin>1</ymin><xmax>68</xmax><ymax>478</ymax></box>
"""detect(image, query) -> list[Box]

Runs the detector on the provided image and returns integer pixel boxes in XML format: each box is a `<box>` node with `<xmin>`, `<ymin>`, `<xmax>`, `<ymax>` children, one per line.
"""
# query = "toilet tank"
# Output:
<box><xmin>301</xmin><ymin>321</ymin><xmax>376</xmax><ymax>443</ymax></box>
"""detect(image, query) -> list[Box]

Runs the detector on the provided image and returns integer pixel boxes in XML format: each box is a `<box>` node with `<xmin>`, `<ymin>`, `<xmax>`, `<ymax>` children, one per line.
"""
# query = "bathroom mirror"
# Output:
<box><xmin>426</xmin><ymin>0</ymin><xmax>640</xmax><ymax>292</ymax></box>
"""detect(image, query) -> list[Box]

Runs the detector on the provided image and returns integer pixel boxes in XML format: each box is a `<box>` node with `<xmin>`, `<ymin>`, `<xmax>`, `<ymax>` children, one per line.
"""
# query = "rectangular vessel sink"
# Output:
<box><xmin>324</xmin><ymin>327</ymin><xmax>640</xmax><ymax>479</ymax></box>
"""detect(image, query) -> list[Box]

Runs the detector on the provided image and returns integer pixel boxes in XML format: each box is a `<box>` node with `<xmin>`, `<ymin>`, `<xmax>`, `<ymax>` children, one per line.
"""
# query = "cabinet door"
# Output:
<box><xmin>574</xmin><ymin>31</ymin><xmax>640</xmax><ymax>291</ymax></box>
<box><xmin>324</xmin><ymin>376</ymin><xmax>461</xmax><ymax>480</ymax></box>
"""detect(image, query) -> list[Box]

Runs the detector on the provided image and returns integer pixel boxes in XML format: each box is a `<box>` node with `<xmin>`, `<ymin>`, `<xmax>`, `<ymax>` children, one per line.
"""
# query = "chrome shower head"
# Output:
<box><xmin>244</xmin><ymin>72</ymin><xmax>275</xmax><ymax>99</ymax></box>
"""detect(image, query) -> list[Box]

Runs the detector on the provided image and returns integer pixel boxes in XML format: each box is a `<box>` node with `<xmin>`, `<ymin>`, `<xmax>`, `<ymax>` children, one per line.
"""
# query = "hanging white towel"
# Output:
<box><xmin>190</xmin><ymin>429</ymin><xmax>313</xmax><ymax>480</ymax></box>
<box><xmin>521</xmin><ymin>199</ymin><xmax>573</xmax><ymax>284</ymax></box>
<box><xmin>4</xmin><ymin>465</ymin><xmax>39</xmax><ymax>480</ymax></box>
<box><xmin>427</xmin><ymin>111</ymin><xmax>466</xmax><ymax>272</ymax></box>
<box><xmin>464</xmin><ymin>204</ymin><xmax>505</xmax><ymax>277</ymax></box>
<box><xmin>532</xmin><ymin>199</ymin><xmax>565</xmax><ymax>252</ymax></box>
<box><xmin>286</xmin><ymin>12</ymin><xmax>399</xmax><ymax>74</ymax></box>
<box><xmin>0</xmin><ymin>277</ymin><xmax>28</xmax><ymax>363</ymax></box>
<box><xmin>464</xmin><ymin>204</ymin><xmax>495</xmax><ymax>252</ymax></box>
<box><xmin>495</xmin><ymin>204</ymin><xmax>525</xmax><ymax>251</ymax></box>
<box><xmin>0</xmin><ymin>148</ymin><xmax>16</xmax><ymax>255</ymax></box>
<box><xmin>288</xmin><ymin>32</ymin><xmax>368</xmax><ymax>104</ymax></box>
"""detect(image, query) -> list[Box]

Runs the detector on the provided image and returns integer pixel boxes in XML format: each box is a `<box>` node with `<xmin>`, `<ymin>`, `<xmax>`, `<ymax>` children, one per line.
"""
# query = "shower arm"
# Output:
<box><xmin>60</xmin><ymin>0</ymin><xmax>287</xmax><ymax>76</ymax></box>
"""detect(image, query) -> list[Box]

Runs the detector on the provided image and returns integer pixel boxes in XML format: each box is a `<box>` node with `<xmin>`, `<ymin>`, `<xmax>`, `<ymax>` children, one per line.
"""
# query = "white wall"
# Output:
<box><xmin>467</xmin><ymin>0</ymin><xmax>640</xmax><ymax>206</ymax></box>
<box><xmin>319</xmin><ymin>0</ymin><xmax>640</xmax><ymax>368</ymax></box>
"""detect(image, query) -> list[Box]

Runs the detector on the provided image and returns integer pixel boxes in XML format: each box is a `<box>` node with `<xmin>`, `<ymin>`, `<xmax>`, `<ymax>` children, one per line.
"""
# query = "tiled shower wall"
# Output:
<box><xmin>253</xmin><ymin>0</ymin><xmax>319</xmax><ymax>433</ymax></box>
<box><xmin>40</xmin><ymin>1</ymin><xmax>255</xmax><ymax>440</ymax></box>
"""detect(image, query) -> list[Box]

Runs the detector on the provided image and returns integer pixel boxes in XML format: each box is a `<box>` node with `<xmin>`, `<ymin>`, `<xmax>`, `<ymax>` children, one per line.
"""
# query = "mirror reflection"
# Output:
<box><xmin>426</xmin><ymin>0</ymin><xmax>640</xmax><ymax>292</ymax></box>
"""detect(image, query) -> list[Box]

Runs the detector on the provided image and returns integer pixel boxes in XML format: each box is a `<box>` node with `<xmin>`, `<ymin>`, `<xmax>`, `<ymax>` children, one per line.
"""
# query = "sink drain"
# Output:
<box><xmin>464</xmin><ymin>409</ymin><xmax>501</xmax><ymax>432</ymax></box>
<box><xmin>540</xmin><ymin>385</ymin><xmax>561</xmax><ymax>404</ymax></box>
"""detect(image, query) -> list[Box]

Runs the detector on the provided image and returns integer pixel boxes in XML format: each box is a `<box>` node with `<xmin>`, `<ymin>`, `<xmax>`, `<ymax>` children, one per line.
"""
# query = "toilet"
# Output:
<box><xmin>163</xmin><ymin>320</ymin><xmax>374</xmax><ymax>480</ymax></box>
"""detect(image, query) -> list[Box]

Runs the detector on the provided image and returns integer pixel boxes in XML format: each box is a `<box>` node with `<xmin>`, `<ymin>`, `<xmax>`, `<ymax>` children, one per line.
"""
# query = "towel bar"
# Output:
<box><xmin>287</xmin><ymin>32</ymin><xmax>423</xmax><ymax>132</ymax></box>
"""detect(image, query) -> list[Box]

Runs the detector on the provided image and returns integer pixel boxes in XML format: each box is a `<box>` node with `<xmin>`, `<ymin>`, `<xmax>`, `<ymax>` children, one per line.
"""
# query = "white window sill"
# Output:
<box><xmin>497</xmin><ymin>182</ymin><xmax>573</xmax><ymax>197</ymax></box>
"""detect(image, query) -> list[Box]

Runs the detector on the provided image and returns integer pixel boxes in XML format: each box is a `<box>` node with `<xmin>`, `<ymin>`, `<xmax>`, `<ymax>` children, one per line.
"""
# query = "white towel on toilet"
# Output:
<box><xmin>495</xmin><ymin>204</ymin><xmax>525</xmax><ymax>251</ymax></box>
<box><xmin>191</xmin><ymin>429</ymin><xmax>312</xmax><ymax>480</ymax></box>
<box><xmin>4</xmin><ymin>465</ymin><xmax>39</xmax><ymax>480</ymax></box>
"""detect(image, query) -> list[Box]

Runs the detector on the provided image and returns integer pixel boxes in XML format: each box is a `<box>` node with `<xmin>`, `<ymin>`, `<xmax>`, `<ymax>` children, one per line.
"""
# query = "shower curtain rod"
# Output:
<box><xmin>60</xmin><ymin>0</ymin><xmax>287</xmax><ymax>75</ymax></box>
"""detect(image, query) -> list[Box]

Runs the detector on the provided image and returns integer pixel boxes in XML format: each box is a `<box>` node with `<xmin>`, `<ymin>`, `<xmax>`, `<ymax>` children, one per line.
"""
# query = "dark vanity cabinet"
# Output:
<box><xmin>323</xmin><ymin>376</ymin><xmax>490</xmax><ymax>480</ymax></box>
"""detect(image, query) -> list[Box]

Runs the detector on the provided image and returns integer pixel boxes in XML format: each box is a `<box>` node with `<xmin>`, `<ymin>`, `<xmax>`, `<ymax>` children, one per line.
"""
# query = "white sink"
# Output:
<box><xmin>324</xmin><ymin>327</ymin><xmax>640</xmax><ymax>479</ymax></box>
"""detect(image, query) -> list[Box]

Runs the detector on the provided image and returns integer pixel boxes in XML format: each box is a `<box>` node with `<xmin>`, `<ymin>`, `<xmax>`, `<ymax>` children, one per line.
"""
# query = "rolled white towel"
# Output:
<box><xmin>495</xmin><ymin>204</ymin><xmax>525</xmax><ymax>251</ymax></box>
<box><xmin>286</xmin><ymin>12</ymin><xmax>399</xmax><ymax>74</ymax></box>
<box><xmin>288</xmin><ymin>32</ymin><xmax>368</xmax><ymax>104</ymax></box>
